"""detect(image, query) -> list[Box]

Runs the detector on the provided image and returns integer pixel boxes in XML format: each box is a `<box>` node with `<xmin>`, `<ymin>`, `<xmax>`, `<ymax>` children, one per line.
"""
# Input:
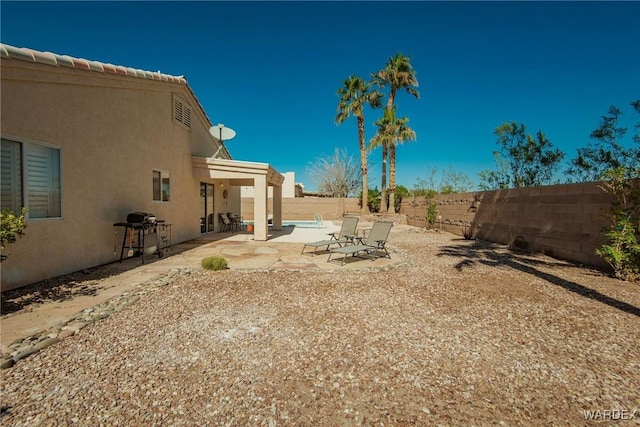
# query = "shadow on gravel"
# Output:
<box><xmin>438</xmin><ymin>241</ymin><xmax>640</xmax><ymax>318</ymax></box>
<box><xmin>1</xmin><ymin>271</ymin><xmax>104</xmax><ymax>315</ymax></box>
<box><xmin>0</xmin><ymin>244</ymin><xmax>195</xmax><ymax>316</ymax></box>
<box><xmin>0</xmin><ymin>232</ymin><xmax>245</xmax><ymax>316</ymax></box>
<box><xmin>0</xmin><ymin>406</ymin><xmax>11</xmax><ymax>421</ymax></box>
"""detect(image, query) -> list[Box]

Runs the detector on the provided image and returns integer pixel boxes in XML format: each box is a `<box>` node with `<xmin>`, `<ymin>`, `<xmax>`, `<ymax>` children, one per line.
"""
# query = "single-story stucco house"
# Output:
<box><xmin>0</xmin><ymin>43</ymin><xmax>284</xmax><ymax>291</ymax></box>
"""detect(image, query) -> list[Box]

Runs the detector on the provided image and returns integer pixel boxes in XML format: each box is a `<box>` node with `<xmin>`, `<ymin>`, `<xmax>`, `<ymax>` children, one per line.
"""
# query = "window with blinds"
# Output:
<box><xmin>1</xmin><ymin>140</ymin><xmax>23</xmax><ymax>214</ymax></box>
<box><xmin>0</xmin><ymin>138</ymin><xmax>61</xmax><ymax>219</ymax></box>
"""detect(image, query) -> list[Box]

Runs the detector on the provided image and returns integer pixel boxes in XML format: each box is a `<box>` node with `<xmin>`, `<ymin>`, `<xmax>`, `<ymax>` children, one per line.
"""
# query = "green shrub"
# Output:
<box><xmin>201</xmin><ymin>256</ymin><xmax>228</xmax><ymax>271</ymax></box>
<box><xmin>1</xmin><ymin>208</ymin><xmax>28</xmax><ymax>260</ymax></box>
<box><xmin>360</xmin><ymin>188</ymin><xmax>381</xmax><ymax>212</ymax></box>
<box><xmin>425</xmin><ymin>198</ymin><xmax>438</xmax><ymax>229</ymax></box>
<box><xmin>596</xmin><ymin>218</ymin><xmax>640</xmax><ymax>281</ymax></box>
<box><xmin>596</xmin><ymin>168</ymin><xmax>640</xmax><ymax>282</ymax></box>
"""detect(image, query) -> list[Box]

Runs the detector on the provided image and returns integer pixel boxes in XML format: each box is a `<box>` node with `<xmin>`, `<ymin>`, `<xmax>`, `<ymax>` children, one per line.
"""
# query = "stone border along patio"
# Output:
<box><xmin>1</xmin><ymin>269</ymin><xmax>182</xmax><ymax>369</ymax></box>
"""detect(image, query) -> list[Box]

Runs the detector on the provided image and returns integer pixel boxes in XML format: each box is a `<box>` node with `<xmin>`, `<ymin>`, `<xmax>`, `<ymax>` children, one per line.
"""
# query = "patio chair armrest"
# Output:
<box><xmin>347</xmin><ymin>235</ymin><xmax>363</xmax><ymax>244</ymax></box>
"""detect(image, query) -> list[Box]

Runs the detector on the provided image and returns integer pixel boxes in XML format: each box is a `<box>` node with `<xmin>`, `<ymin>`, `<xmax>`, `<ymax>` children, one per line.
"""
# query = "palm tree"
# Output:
<box><xmin>370</xmin><ymin>112</ymin><xmax>393</xmax><ymax>212</ymax></box>
<box><xmin>370</xmin><ymin>107</ymin><xmax>416</xmax><ymax>212</ymax></box>
<box><xmin>336</xmin><ymin>75</ymin><xmax>383</xmax><ymax>213</ymax></box>
<box><xmin>372</xmin><ymin>53</ymin><xmax>419</xmax><ymax>212</ymax></box>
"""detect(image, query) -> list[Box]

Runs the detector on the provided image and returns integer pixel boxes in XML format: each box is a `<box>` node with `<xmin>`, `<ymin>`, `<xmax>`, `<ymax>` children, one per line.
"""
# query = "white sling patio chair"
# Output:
<box><xmin>327</xmin><ymin>221</ymin><xmax>393</xmax><ymax>266</ymax></box>
<box><xmin>301</xmin><ymin>216</ymin><xmax>359</xmax><ymax>256</ymax></box>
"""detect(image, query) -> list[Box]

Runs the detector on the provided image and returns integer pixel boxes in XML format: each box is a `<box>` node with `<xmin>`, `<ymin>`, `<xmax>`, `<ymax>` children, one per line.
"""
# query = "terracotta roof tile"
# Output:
<box><xmin>72</xmin><ymin>58</ymin><xmax>91</xmax><ymax>71</ymax></box>
<box><xmin>2</xmin><ymin>44</ymin><xmax>35</xmax><ymax>62</ymax></box>
<box><xmin>54</xmin><ymin>54</ymin><xmax>75</xmax><ymax>68</ymax></box>
<box><xmin>114</xmin><ymin>65</ymin><xmax>128</xmax><ymax>76</ymax></box>
<box><xmin>88</xmin><ymin>60</ymin><xmax>105</xmax><ymax>72</ymax></box>
<box><xmin>102</xmin><ymin>63</ymin><xmax>117</xmax><ymax>74</ymax></box>
<box><xmin>0</xmin><ymin>43</ymin><xmax>187</xmax><ymax>85</ymax></box>
<box><xmin>27</xmin><ymin>49</ymin><xmax>58</xmax><ymax>66</ymax></box>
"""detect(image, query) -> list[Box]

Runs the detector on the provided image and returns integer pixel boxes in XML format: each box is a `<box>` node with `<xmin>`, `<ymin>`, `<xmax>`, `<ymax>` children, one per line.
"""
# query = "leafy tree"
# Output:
<box><xmin>411</xmin><ymin>177</ymin><xmax>433</xmax><ymax>198</ymax></box>
<box><xmin>360</xmin><ymin>187</ymin><xmax>381</xmax><ymax>212</ymax></box>
<box><xmin>567</xmin><ymin>101</ymin><xmax>640</xmax><ymax>182</ymax></box>
<box><xmin>372</xmin><ymin>52</ymin><xmax>420</xmax><ymax>212</ymax></box>
<box><xmin>437</xmin><ymin>166</ymin><xmax>473</xmax><ymax>194</ymax></box>
<box><xmin>396</xmin><ymin>184</ymin><xmax>411</xmax><ymax>198</ymax></box>
<box><xmin>362</xmin><ymin>184</ymin><xmax>410</xmax><ymax>213</ymax></box>
<box><xmin>336</xmin><ymin>75</ymin><xmax>383</xmax><ymax>213</ymax></box>
<box><xmin>306</xmin><ymin>147</ymin><xmax>362</xmax><ymax>197</ymax></box>
<box><xmin>413</xmin><ymin>170</ymin><xmax>438</xmax><ymax>196</ymax></box>
<box><xmin>370</xmin><ymin>107</ymin><xmax>416</xmax><ymax>212</ymax></box>
<box><xmin>478</xmin><ymin>152</ymin><xmax>511</xmax><ymax>191</ymax></box>
<box><xmin>416</xmin><ymin>166</ymin><xmax>473</xmax><ymax>194</ymax></box>
<box><xmin>479</xmin><ymin>122</ymin><xmax>565</xmax><ymax>189</ymax></box>
<box><xmin>394</xmin><ymin>184</ymin><xmax>411</xmax><ymax>213</ymax></box>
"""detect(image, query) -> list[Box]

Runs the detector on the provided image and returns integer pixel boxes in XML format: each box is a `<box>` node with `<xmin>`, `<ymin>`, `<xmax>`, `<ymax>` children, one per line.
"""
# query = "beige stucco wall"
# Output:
<box><xmin>241</xmin><ymin>171</ymin><xmax>297</xmax><ymax>198</ymax></box>
<box><xmin>0</xmin><ymin>57</ymin><xmax>233</xmax><ymax>290</ymax></box>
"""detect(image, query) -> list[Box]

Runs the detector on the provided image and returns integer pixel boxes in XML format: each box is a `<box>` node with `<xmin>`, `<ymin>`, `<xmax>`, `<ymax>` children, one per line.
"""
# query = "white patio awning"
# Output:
<box><xmin>192</xmin><ymin>157</ymin><xmax>284</xmax><ymax>241</ymax></box>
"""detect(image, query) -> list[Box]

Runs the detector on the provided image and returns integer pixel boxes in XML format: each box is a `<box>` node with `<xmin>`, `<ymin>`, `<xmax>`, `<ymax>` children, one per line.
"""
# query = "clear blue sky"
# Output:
<box><xmin>2</xmin><ymin>1</ymin><xmax>639</xmax><ymax>192</ymax></box>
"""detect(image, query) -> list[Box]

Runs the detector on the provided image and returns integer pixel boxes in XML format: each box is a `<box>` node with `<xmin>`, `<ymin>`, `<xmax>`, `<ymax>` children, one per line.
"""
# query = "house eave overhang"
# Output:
<box><xmin>192</xmin><ymin>157</ymin><xmax>284</xmax><ymax>186</ymax></box>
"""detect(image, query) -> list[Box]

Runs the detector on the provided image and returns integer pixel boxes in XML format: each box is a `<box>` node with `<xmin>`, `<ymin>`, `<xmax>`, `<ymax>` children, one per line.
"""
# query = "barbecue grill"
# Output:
<box><xmin>126</xmin><ymin>212</ymin><xmax>157</xmax><ymax>225</ymax></box>
<box><xmin>113</xmin><ymin>212</ymin><xmax>164</xmax><ymax>263</ymax></box>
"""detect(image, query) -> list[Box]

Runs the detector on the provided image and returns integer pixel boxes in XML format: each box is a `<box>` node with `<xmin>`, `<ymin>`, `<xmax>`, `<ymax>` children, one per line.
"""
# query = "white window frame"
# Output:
<box><xmin>1</xmin><ymin>136</ymin><xmax>62</xmax><ymax>220</ymax></box>
<box><xmin>153</xmin><ymin>169</ymin><xmax>170</xmax><ymax>202</ymax></box>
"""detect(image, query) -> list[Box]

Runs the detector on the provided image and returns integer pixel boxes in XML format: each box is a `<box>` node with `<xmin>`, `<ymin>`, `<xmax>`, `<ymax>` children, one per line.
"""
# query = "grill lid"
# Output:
<box><xmin>127</xmin><ymin>212</ymin><xmax>156</xmax><ymax>224</ymax></box>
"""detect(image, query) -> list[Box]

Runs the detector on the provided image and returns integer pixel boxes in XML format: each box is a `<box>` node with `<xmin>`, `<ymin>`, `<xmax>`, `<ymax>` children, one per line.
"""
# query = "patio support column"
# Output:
<box><xmin>253</xmin><ymin>175</ymin><xmax>268</xmax><ymax>241</ymax></box>
<box><xmin>272</xmin><ymin>184</ymin><xmax>282</xmax><ymax>231</ymax></box>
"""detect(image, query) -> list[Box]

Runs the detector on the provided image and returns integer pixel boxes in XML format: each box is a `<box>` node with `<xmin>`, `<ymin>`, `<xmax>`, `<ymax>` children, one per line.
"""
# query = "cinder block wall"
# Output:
<box><xmin>400</xmin><ymin>182</ymin><xmax>616</xmax><ymax>270</ymax></box>
<box><xmin>241</xmin><ymin>197</ymin><xmax>361</xmax><ymax>221</ymax></box>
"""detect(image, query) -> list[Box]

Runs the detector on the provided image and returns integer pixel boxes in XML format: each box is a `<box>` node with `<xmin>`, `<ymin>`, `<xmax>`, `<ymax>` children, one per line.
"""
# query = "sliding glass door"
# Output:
<box><xmin>200</xmin><ymin>182</ymin><xmax>214</xmax><ymax>233</ymax></box>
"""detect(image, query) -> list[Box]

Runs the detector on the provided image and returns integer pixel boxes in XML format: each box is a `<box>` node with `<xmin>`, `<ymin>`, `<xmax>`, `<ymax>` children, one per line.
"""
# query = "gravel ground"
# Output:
<box><xmin>1</xmin><ymin>228</ymin><xmax>639</xmax><ymax>426</ymax></box>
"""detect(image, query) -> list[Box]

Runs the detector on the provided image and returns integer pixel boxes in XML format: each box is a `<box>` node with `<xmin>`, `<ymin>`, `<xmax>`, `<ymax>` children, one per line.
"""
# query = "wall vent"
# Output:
<box><xmin>173</xmin><ymin>96</ymin><xmax>192</xmax><ymax>129</ymax></box>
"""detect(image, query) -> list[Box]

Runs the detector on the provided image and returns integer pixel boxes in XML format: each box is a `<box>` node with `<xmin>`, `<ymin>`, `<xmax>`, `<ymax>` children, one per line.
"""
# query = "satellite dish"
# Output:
<box><xmin>209</xmin><ymin>124</ymin><xmax>236</xmax><ymax>142</ymax></box>
<box><xmin>210</xmin><ymin>123</ymin><xmax>236</xmax><ymax>158</ymax></box>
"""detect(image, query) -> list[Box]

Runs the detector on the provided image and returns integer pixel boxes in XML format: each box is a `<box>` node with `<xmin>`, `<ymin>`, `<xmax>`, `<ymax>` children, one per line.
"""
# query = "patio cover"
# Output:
<box><xmin>192</xmin><ymin>157</ymin><xmax>284</xmax><ymax>241</ymax></box>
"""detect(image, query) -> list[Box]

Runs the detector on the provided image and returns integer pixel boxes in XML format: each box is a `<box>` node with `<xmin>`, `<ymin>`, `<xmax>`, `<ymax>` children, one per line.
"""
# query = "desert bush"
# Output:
<box><xmin>596</xmin><ymin>169</ymin><xmax>640</xmax><ymax>282</ymax></box>
<box><xmin>201</xmin><ymin>256</ymin><xmax>228</xmax><ymax>271</ymax></box>
<box><xmin>1</xmin><ymin>208</ymin><xmax>28</xmax><ymax>261</ymax></box>
<box><xmin>425</xmin><ymin>198</ymin><xmax>438</xmax><ymax>229</ymax></box>
<box><xmin>462</xmin><ymin>223</ymin><xmax>475</xmax><ymax>240</ymax></box>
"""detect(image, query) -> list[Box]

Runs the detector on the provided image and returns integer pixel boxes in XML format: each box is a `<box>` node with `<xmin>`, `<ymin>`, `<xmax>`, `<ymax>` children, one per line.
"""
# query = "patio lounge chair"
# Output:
<box><xmin>327</xmin><ymin>221</ymin><xmax>393</xmax><ymax>266</ymax></box>
<box><xmin>301</xmin><ymin>216</ymin><xmax>359</xmax><ymax>256</ymax></box>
